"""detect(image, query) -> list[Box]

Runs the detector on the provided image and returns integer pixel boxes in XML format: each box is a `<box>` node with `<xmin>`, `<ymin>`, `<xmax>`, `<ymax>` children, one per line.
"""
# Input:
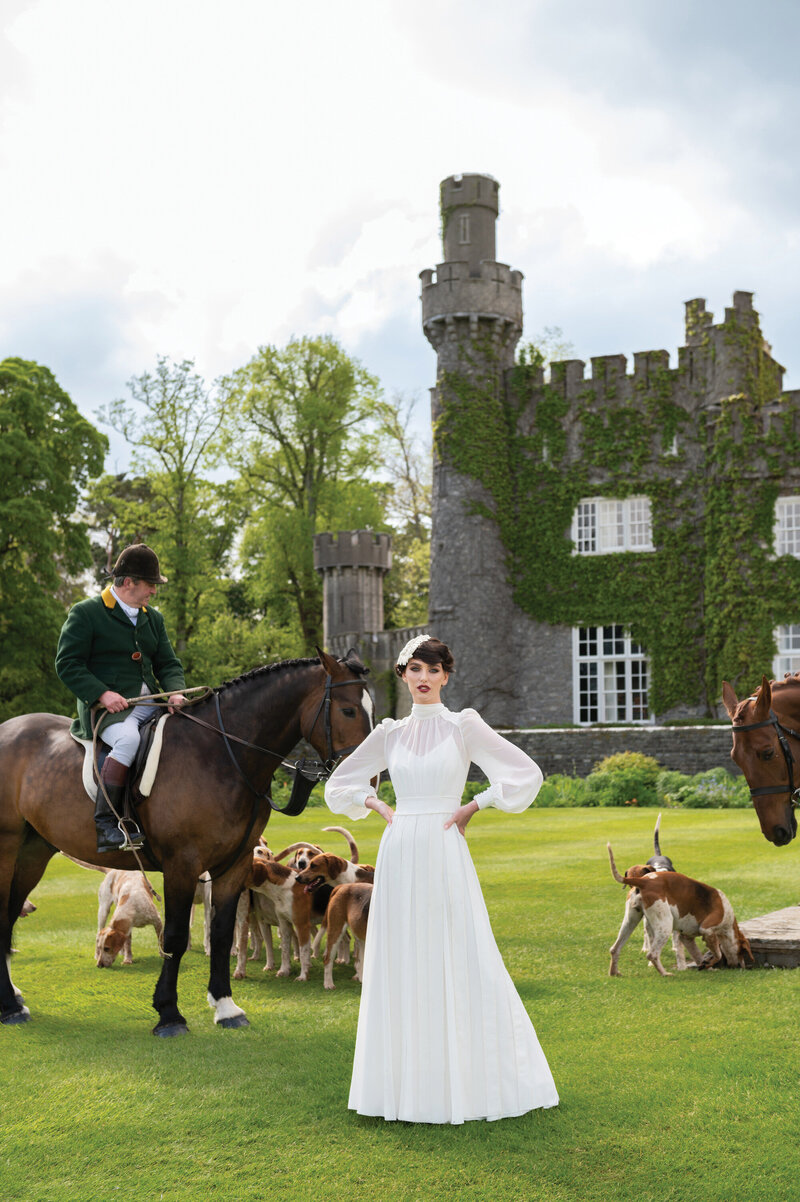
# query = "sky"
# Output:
<box><xmin>2</xmin><ymin>0</ymin><xmax>799</xmax><ymax>470</ymax></box>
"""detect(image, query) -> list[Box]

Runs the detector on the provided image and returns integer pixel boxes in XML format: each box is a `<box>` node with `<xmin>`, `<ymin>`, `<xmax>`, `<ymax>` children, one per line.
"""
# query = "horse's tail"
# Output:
<box><xmin>653</xmin><ymin>811</ymin><xmax>663</xmax><ymax>856</ymax></box>
<box><xmin>61</xmin><ymin>853</ymin><xmax>109</xmax><ymax>875</ymax></box>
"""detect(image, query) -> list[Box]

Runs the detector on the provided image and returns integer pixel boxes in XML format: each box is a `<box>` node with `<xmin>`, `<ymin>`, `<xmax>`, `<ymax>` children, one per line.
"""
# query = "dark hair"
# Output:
<box><xmin>395</xmin><ymin>637</ymin><xmax>455</xmax><ymax>678</ymax></box>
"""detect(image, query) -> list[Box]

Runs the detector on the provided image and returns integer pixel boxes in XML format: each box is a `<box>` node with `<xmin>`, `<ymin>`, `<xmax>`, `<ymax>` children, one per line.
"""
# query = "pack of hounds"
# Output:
<box><xmin>62</xmin><ymin>827</ymin><xmax>373</xmax><ymax>986</ymax></box>
<box><xmin>20</xmin><ymin>815</ymin><xmax>754</xmax><ymax>982</ymax></box>
<box><xmin>607</xmin><ymin>815</ymin><xmax>753</xmax><ymax>976</ymax></box>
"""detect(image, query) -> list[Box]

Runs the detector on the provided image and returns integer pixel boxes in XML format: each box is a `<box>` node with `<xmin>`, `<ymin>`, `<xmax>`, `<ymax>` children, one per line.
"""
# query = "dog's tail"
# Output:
<box><xmin>61</xmin><ymin>853</ymin><xmax>109</xmax><ymax>874</ymax></box>
<box><xmin>607</xmin><ymin>844</ymin><xmax>627</xmax><ymax>885</ymax></box>
<box><xmin>653</xmin><ymin>811</ymin><xmax>663</xmax><ymax>856</ymax></box>
<box><xmin>607</xmin><ymin>844</ymin><xmax>652</xmax><ymax>889</ymax></box>
<box><xmin>322</xmin><ymin>825</ymin><xmax>359</xmax><ymax>863</ymax></box>
<box><xmin>272</xmin><ymin>841</ymin><xmax>324</xmax><ymax>862</ymax></box>
<box><xmin>733</xmin><ymin>921</ymin><xmax>755</xmax><ymax>966</ymax></box>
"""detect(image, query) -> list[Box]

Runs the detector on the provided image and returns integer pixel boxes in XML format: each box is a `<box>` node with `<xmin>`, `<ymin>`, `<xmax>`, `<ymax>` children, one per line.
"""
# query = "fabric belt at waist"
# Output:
<box><xmin>394</xmin><ymin>795</ymin><xmax>461</xmax><ymax>815</ymax></box>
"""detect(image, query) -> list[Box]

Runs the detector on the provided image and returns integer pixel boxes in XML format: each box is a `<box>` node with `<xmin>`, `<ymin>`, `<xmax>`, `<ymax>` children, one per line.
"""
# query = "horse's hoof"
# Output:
<box><xmin>152</xmin><ymin>1021</ymin><xmax>189</xmax><ymax>1038</ymax></box>
<box><xmin>216</xmin><ymin>1014</ymin><xmax>250</xmax><ymax>1029</ymax></box>
<box><xmin>1</xmin><ymin>1005</ymin><xmax>31</xmax><ymax>1025</ymax></box>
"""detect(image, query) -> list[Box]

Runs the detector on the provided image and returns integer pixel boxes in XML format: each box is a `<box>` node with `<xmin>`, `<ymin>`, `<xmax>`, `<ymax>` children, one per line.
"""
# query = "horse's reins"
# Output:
<box><xmin>92</xmin><ymin>673</ymin><xmax>369</xmax><ymax>885</ymax></box>
<box><xmin>177</xmin><ymin>673</ymin><xmax>370</xmax><ymax>799</ymax></box>
<box><xmin>731</xmin><ymin>708</ymin><xmax>800</xmax><ymax>803</ymax></box>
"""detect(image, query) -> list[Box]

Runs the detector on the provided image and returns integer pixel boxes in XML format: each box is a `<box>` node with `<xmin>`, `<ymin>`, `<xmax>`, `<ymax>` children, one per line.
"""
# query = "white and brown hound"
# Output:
<box><xmin>608</xmin><ymin>845</ymin><xmax>753</xmax><ymax>976</ymax></box>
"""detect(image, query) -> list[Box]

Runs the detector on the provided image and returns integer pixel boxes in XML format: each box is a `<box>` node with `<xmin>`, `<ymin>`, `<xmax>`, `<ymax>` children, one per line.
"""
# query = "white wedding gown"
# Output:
<box><xmin>325</xmin><ymin>702</ymin><xmax>559</xmax><ymax>1124</ymax></box>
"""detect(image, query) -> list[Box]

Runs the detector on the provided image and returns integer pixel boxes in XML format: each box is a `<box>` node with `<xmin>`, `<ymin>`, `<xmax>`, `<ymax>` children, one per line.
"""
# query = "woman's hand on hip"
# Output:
<box><xmin>366</xmin><ymin>795</ymin><xmax>393</xmax><ymax>825</ymax></box>
<box><xmin>444</xmin><ymin>800</ymin><xmax>479</xmax><ymax>837</ymax></box>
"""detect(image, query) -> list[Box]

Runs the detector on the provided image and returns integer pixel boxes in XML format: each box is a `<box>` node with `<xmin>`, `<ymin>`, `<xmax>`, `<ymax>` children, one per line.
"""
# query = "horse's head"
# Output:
<box><xmin>300</xmin><ymin>649</ymin><xmax>374</xmax><ymax>769</ymax></box>
<box><xmin>723</xmin><ymin>675</ymin><xmax>799</xmax><ymax>846</ymax></box>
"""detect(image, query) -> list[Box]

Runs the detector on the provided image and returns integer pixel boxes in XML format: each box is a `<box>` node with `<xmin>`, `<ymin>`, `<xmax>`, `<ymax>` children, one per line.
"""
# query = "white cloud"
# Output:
<box><xmin>1</xmin><ymin>0</ymin><xmax>799</xmax><ymax>452</ymax></box>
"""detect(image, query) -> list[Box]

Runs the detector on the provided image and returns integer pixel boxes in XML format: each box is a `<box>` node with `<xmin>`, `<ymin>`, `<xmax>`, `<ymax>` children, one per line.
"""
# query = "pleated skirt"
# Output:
<box><xmin>348</xmin><ymin>809</ymin><xmax>559</xmax><ymax>1124</ymax></box>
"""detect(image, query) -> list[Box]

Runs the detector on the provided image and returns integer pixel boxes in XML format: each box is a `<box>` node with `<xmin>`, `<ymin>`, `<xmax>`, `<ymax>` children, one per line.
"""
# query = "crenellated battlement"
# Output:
<box><xmin>534</xmin><ymin>291</ymin><xmax>785</xmax><ymax>413</ymax></box>
<box><xmin>314</xmin><ymin>531</ymin><xmax>392</xmax><ymax>647</ymax></box>
<box><xmin>545</xmin><ymin>350</ymin><xmax>674</xmax><ymax>404</ymax></box>
<box><xmin>420</xmin><ymin>259</ymin><xmax>524</xmax><ymax>353</ymax></box>
<box><xmin>420</xmin><ymin>260</ymin><xmax>523</xmax><ymax>290</ymax></box>
<box><xmin>313</xmin><ymin>530</ymin><xmax>392</xmax><ymax>572</ymax></box>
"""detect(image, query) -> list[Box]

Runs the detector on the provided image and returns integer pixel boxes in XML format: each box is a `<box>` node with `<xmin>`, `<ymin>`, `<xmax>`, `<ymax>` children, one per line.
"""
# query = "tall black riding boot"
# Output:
<box><xmin>94</xmin><ymin>757</ymin><xmax>142</xmax><ymax>853</ymax></box>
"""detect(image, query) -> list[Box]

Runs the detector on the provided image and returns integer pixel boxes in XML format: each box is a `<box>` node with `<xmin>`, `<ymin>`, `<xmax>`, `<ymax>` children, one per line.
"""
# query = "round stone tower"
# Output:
<box><xmin>421</xmin><ymin>173</ymin><xmax>523</xmax><ymax>377</ymax></box>
<box><xmin>313</xmin><ymin>530</ymin><xmax>392</xmax><ymax>646</ymax></box>
<box><xmin>420</xmin><ymin>174</ymin><xmax>524</xmax><ymax>722</ymax></box>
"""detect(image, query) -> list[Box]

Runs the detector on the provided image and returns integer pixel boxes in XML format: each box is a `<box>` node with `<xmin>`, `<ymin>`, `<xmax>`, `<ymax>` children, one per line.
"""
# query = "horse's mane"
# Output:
<box><xmin>214</xmin><ymin>652</ymin><xmax>368</xmax><ymax>694</ymax></box>
<box><xmin>733</xmin><ymin>671</ymin><xmax>800</xmax><ymax>722</ymax></box>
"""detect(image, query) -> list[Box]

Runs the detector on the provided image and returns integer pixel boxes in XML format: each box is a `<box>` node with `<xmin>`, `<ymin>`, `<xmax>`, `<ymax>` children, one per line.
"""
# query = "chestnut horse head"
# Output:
<box><xmin>723</xmin><ymin>674</ymin><xmax>800</xmax><ymax>846</ymax></box>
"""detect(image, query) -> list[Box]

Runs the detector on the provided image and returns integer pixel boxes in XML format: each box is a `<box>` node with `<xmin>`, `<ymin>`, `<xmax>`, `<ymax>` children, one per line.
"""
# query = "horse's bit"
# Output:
<box><xmin>731</xmin><ymin>708</ymin><xmax>800</xmax><ymax>804</ymax></box>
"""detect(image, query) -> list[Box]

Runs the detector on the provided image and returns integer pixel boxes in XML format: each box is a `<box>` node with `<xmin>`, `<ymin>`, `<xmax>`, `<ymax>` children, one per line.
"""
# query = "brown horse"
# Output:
<box><xmin>0</xmin><ymin>650</ymin><xmax>373</xmax><ymax>1034</ymax></box>
<box><xmin>723</xmin><ymin>674</ymin><xmax>800</xmax><ymax>846</ymax></box>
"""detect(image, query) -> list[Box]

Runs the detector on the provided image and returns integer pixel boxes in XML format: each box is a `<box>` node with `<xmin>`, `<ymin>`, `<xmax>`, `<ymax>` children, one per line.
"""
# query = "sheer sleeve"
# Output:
<box><xmin>324</xmin><ymin>720</ymin><xmax>390</xmax><ymax>820</ymax></box>
<box><xmin>459</xmin><ymin>709</ymin><xmax>543</xmax><ymax>813</ymax></box>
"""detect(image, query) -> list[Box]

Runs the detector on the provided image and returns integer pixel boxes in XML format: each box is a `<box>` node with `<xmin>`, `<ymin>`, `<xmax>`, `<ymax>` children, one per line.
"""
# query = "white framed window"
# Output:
<box><xmin>774</xmin><ymin>497</ymin><xmax>800</xmax><ymax>557</ymax></box>
<box><xmin>573</xmin><ymin>626</ymin><xmax>652</xmax><ymax>724</ymax></box>
<box><xmin>458</xmin><ymin>214</ymin><xmax>470</xmax><ymax>244</ymax></box>
<box><xmin>571</xmin><ymin>496</ymin><xmax>653</xmax><ymax>554</ymax></box>
<box><xmin>774</xmin><ymin>624</ymin><xmax>800</xmax><ymax>678</ymax></box>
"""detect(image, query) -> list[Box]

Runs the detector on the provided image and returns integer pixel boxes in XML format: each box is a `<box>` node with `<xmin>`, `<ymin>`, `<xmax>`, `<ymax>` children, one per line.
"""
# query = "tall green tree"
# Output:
<box><xmin>0</xmin><ymin>358</ymin><xmax>107</xmax><ymax>718</ymax></box>
<box><xmin>223</xmin><ymin>335</ymin><xmax>388</xmax><ymax>648</ymax></box>
<box><xmin>96</xmin><ymin>357</ymin><xmax>239</xmax><ymax>675</ymax></box>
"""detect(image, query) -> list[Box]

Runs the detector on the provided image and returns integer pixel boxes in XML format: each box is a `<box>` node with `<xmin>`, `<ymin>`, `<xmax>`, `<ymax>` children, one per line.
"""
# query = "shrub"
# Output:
<box><xmin>378</xmin><ymin>781</ymin><xmax>397</xmax><ymax>805</ymax></box>
<box><xmin>587</xmin><ymin>751</ymin><xmax>661</xmax><ymax>807</ymax></box>
<box><xmin>656</xmin><ymin>769</ymin><xmax>689</xmax><ymax>804</ymax></box>
<box><xmin>534</xmin><ymin>774</ymin><xmax>592</xmax><ymax>807</ymax></box>
<box><xmin>666</xmin><ymin>767</ymin><xmax>750</xmax><ymax>809</ymax></box>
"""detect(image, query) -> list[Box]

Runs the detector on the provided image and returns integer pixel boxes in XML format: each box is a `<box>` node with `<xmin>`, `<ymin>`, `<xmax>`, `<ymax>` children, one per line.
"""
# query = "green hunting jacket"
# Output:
<box><xmin>55</xmin><ymin>586</ymin><xmax>186</xmax><ymax>741</ymax></box>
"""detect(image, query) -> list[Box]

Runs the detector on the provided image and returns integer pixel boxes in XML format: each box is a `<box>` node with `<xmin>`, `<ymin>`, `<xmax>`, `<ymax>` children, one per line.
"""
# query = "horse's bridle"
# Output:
<box><xmin>180</xmin><ymin>672</ymin><xmax>371</xmax><ymax>808</ymax></box>
<box><xmin>304</xmin><ymin>674</ymin><xmax>369</xmax><ymax>769</ymax></box>
<box><xmin>732</xmin><ymin>708</ymin><xmax>800</xmax><ymax>804</ymax></box>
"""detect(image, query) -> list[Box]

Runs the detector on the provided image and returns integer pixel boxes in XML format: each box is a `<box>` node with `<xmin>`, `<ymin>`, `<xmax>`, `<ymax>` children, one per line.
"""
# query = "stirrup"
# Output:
<box><xmin>118</xmin><ymin>818</ymin><xmax>145</xmax><ymax>851</ymax></box>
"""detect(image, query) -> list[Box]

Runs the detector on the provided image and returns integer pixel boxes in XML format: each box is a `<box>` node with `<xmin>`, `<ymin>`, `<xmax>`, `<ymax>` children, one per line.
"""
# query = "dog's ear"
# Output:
<box><xmin>250</xmin><ymin>859</ymin><xmax>270</xmax><ymax>887</ymax></box>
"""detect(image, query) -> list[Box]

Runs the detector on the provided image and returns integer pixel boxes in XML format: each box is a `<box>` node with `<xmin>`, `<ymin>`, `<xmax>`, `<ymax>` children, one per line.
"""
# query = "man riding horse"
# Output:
<box><xmin>55</xmin><ymin>543</ymin><xmax>186</xmax><ymax>854</ymax></box>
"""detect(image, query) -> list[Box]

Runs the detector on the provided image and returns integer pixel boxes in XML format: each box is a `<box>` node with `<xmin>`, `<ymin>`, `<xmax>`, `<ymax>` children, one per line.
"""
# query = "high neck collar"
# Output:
<box><xmin>411</xmin><ymin>702</ymin><xmax>446</xmax><ymax>719</ymax></box>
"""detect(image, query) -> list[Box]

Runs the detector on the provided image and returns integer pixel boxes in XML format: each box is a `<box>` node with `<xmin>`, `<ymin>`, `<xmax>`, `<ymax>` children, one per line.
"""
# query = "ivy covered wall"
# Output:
<box><xmin>434</xmin><ymin>291</ymin><xmax>800</xmax><ymax>719</ymax></box>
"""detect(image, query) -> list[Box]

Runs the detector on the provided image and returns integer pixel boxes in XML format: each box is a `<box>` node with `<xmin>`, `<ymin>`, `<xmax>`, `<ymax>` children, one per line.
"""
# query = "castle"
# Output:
<box><xmin>315</xmin><ymin>174</ymin><xmax>800</xmax><ymax>761</ymax></box>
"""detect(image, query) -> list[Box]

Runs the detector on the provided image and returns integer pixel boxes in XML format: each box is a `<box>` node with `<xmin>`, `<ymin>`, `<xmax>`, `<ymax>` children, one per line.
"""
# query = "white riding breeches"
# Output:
<box><xmin>102</xmin><ymin>685</ymin><xmax>158</xmax><ymax>767</ymax></box>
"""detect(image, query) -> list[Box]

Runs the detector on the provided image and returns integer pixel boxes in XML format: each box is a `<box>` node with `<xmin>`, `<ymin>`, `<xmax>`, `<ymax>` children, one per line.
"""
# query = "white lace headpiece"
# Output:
<box><xmin>396</xmin><ymin>634</ymin><xmax>432</xmax><ymax>668</ymax></box>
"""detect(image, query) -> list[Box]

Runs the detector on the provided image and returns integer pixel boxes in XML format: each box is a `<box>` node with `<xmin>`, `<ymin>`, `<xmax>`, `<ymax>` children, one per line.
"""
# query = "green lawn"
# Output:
<box><xmin>3</xmin><ymin>807</ymin><xmax>800</xmax><ymax>1202</ymax></box>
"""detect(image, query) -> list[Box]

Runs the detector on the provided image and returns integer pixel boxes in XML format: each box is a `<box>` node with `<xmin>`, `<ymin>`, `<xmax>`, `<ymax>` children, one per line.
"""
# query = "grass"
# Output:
<box><xmin>3</xmin><ymin>807</ymin><xmax>800</xmax><ymax>1202</ymax></box>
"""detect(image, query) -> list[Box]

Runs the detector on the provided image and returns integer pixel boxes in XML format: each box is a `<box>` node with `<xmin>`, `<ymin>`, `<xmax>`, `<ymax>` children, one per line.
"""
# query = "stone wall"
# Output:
<box><xmin>489</xmin><ymin>724</ymin><xmax>736</xmax><ymax>779</ymax></box>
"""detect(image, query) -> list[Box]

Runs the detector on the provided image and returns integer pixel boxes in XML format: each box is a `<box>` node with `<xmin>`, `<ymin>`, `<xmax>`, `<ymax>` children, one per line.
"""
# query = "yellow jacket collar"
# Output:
<box><xmin>101</xmin><ymin>585</ymin><xmax>147</xmax><ymax>613</ymax></box>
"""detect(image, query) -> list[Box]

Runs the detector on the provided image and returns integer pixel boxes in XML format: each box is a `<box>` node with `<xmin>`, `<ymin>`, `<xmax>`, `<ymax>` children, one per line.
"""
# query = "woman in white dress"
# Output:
<box><xmin>324</xmin><ymin>634</ymin><xmax>559</xmax><ymax>1125</ymax></box>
